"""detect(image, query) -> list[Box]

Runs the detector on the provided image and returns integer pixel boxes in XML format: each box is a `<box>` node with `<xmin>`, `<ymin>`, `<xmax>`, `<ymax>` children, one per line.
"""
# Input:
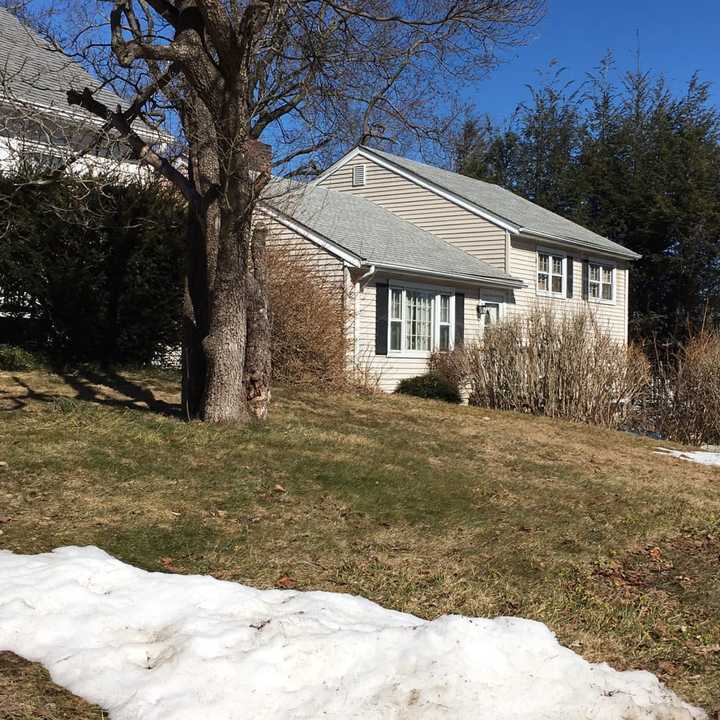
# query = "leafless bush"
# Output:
<box><xmin>442</xmin><ymin>307</ymin><xmax>650</xmax><ymax>428</ymax></box>
<box><xmin>648</xmin><ymin>330</ymin><xmax>720</xmax><ymax>445</ymax></box>
<box><xmin>429</xmin><ymin>346</ymin><xmax>469</xmax><ymax>392</ymax></box>
<box><xmin>267</xmin><ymin>250</ymin><xmax>348</xmax><ymax>389</ymax></box>
<box><xmin>347</xmin><ymin>346</ymin><xmax>383</xmax><ymax>395</ymax></box>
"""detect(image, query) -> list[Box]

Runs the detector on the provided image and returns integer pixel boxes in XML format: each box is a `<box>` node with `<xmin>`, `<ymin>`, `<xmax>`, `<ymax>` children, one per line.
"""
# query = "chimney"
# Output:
<box><xmin>245</xmin><ymin>138</ymin><xmax>272</xmax><ymax>173</ymax></box>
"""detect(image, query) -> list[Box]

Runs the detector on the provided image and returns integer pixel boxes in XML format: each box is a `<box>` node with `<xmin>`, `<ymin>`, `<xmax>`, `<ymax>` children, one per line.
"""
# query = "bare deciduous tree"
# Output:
<box><xmin>51</xmin><ymin>0</ymin><xmax>544</xmax><ymax>423</ymax></box>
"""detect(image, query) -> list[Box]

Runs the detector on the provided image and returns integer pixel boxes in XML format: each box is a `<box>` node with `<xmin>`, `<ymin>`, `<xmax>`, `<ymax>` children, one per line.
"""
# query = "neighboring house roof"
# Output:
<box><xmin>261</xmin><ymin>180</ymin><xmax>524</xmax><ymax>288</ymax></box>
<box><xmin>0</xmin><ymin>8</ymin><xmax>161</xmax><ymax>141</ymax></box>
<box><xmin>348</xmin><ymin>145</ymin><xmax>640</xmax><ymax>261</ymax></box>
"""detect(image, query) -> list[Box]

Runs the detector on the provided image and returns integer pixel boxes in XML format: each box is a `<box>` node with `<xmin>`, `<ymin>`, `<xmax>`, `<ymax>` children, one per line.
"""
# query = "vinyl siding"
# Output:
<box><xmin>319</xmin><ymin>155</ymin><xmax>508</xmax><ymax>271</ymax></box>
<box><xmin>355</xmin><ymin>274</ymin><xmax>505</xmax><ymax>393</ymax></box>
<box><xmin>260</xmin><ymin>214</ymin><xmax>345</xmax><ymax>286</ymax></box>
<box><xmin>508</xmin><ymin>236</ymin><xmax>629</xmax><ymax>343</ymax></box>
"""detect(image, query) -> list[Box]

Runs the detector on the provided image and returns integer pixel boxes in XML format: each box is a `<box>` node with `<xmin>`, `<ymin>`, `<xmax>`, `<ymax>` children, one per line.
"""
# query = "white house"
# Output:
<box><xmin>0</xmin><ymin>7</ymin><xmax>166</xmax><ymax>177</ymax></box>
<box><xmin>260</xmin><ymin>146</ymin><xmax>640</xmax><ymax>392</ymax></box>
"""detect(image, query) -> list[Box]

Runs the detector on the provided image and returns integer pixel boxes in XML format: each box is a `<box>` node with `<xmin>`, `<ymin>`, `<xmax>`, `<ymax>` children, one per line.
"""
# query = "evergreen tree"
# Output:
<box><xmin>456</xmin><ymin>59</ymin><xmax>720</xmax><ymax>341</ymax></box>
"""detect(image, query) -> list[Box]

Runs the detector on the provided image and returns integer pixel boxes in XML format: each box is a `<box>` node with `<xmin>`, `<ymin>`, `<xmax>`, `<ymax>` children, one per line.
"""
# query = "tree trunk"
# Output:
<box><xmin>244</xmin><ymin>224</ymin><xmax>272</xmax><ymax>420</ymax></box>
<box><xmin>199</xmin><ymin>202</ymin><xmax>251</xmax><ymax>423</ymax></box>
<box><xmin>179</xmin><ymin>97</ymin><xmax>271</xmax><ymax>424</ymax></box>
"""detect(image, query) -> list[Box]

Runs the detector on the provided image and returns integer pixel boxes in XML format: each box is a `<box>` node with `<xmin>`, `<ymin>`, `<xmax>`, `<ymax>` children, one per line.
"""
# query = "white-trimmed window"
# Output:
<box><xmin>537</xmin><ymin>251</ymin><xmax>565</xmax><ymax>297</ymax></box>
<box><xmin>388</xmin><ymin>284</ymin><xmax>454</xmax><ymax>355</ymax></box>
<box><xmin>438</xmin><ymin>294</ymin><xmax>452</xmax><ymax>351</ymax></box>
<box><xmin>589</xmin><ymin>262</ymin><xmax>615</xmax><ymax>302</ymax></box>
<box><xmin>389</xmin><ymin>288</ymin><xmax>403</xmax><ymax>351</ymax></box>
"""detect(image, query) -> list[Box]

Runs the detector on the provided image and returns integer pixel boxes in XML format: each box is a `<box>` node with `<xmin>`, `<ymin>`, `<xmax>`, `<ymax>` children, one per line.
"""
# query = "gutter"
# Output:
<box><xmin>367</xmin><ymin>262</ymin><xmax>525</xmax><ymax>290</ymax></box>
<box><xmin>519</xmin><ymin>228</ymin><xmax>642</xmax><ymax>261</ymax></box>
<box><xmin>0</xmin><ymin>95</ymin><xmax>173</xmax><ymax>145</ymax></box>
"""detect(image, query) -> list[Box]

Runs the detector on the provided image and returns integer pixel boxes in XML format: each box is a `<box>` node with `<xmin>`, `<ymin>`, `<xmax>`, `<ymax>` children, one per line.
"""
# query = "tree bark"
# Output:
<box><xmin>180</xmin><ymin>113</ymin><xmax>271</xmax><ymax>422</ymax></box>
<box><xmin>244</xmin><ymin>224</ymin><xmax>272</xmax><ymax>420</ymax></box>
<box><xmin>199</xmin><ymin>202</ymin><xmax>251</xmax><ymax>423</ymax></box>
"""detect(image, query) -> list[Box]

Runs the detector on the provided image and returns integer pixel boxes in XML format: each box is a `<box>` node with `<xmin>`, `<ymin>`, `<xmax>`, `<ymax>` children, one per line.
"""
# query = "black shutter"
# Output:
<box><xmin>454</xmin><ymin>293</ymin><xmax>465</xmax><ymax>346</ymax></box>
<box><xmin>375</xmin><ymin>283</ymin><xmax>389</xmax><ymax>355</ymax></box>
<box><xmin>581</xmin><ymin>260</ymin><xmax>589</xmax><ymax>300</ymax></box>
<box><xmin>567</xmin><ymin>257</ymin><xmax>574</xmax><ymax>298</ymax></box>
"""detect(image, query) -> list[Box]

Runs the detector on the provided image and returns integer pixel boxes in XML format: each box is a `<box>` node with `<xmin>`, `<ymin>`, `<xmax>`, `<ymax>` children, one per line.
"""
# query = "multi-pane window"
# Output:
<box><xmin>438</xmin><ymin>294</ymin><xmax>451</xmax><ymax>351</ymax></box>
<box><xmin>589</xmin><ymin>263</ymin><xmax>614</xmax><ymax>301</ymax></box>
<box><xmin>405</xmin><ymin>290</ymin><xmax>433</xmax><ymax>351</ymax></box>
<box><xmin>387</xmin><ymin>287</ymin><xmax>454</xmax><ymax>354</ymax></box>
<box><xmin>537</xmin><ymin>252</ymin><xmax>565</xmax><ymax>295</ymax></box>
<box><xmin>389</xmin><ymin>288</ymin><xmax>403</xmax><ymax>351</ymax></box>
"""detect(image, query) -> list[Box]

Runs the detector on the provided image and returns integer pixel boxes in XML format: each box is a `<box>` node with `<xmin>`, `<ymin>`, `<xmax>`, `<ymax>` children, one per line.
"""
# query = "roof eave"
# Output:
<box><xmin>519</xmin><ymin>228</ymin><xmax>642</xmax><ymax>261</ymax></box>
<box><xmin>367</xmin><ymin>262</ymin><xmax>525</xmax><ymax>289</ymax></box>
<box><xmin>0</xmin><ymin>94</ymin><xmax>173</xmax><ymax>146</ymax></box>
<box><xmin>257</xmin><ymin>203</ymin><xmax>363</xmax><ymax>268</ymax></box>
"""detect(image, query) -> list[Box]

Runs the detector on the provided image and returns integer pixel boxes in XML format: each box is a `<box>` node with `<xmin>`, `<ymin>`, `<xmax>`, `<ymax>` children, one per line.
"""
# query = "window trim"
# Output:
<box><xmin>587</xmin><ymin>258</ymin><xmax>617</xmax><ymax>305</ymax></box>
<box><xmin>387</xmin><ymin>280</ymin><xmax>455</xmax><ymax>357</ymax></box>
<box><xmin>536</xmin><ymin>247</ymin><xmax>567</xmax><ymax>299</ymax></box>
<box><xmin>479</xmin><ymin>293</ymin><xmax>506</xmax><ymax>330</ymax></box>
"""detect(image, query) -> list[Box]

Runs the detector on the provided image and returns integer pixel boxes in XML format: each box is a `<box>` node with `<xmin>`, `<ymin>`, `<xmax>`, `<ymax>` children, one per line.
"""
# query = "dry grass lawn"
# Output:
<box><xmin>0</xmin><ymin>368</ymin><xmax>719</xmax><ymax>716</ymax></box>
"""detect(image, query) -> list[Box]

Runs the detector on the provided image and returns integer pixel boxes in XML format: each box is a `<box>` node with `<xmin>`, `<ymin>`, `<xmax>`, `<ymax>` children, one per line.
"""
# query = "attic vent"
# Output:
<box><xmin>352</xmin><ymin>164</ymin><xmax>367</xmax><ymax>187</ymax></box>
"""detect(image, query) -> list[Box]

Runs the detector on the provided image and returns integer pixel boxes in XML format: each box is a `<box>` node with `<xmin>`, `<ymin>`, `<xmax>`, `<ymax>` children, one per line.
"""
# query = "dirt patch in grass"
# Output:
<box><xmin>1</xmin><ymin>370</ymin><xmax>719</xmax><ymax>715</ymax></box>
<box><xmin>0</xmin><ymin>652</ymin><xmax>104</xmax><ymax>720</ymax></box>
<box><xmin>590</xmin><ymin>524</ymin><xmax>720</xmax><ymax>705</ymax></box>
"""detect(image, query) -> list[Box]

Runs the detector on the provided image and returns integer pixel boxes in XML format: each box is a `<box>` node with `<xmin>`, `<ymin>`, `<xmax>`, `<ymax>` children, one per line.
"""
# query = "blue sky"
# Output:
<box><xmin>474</xmin><ymin>0</ymin><xmax>720</xmax><ymax>121</ymax></box>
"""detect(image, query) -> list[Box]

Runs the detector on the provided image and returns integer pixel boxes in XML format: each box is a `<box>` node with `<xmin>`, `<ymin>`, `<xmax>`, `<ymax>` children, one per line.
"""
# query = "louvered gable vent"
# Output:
<box><xmin>352</xmin><ymin>164</ymin><xmax>367</xmax><ymax>187</ymax></box>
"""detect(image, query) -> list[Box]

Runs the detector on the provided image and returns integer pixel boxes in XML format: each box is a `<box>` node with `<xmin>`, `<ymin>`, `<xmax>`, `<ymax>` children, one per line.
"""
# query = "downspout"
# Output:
<box><xmin>504</xmin><ymin>229</ymin><xmax>511</xmax><ymax>274</ymax></box>
<box><xmin>357</xmin><ymin>264</ymin><xmax>376</xmax><ymax>285</ymax></box>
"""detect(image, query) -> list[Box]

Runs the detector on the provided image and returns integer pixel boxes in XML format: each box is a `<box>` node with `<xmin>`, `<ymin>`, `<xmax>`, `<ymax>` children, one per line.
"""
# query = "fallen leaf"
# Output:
<box><xmin>698</xmin><ymin>644</ymin><xmax>720</xmax><ymax>655</ymax></box>
<box><xmin>649</xmin><ymin>546</ymin><xmax>663</xmax><ymax>561</ymax></box>
<box><xmin>275</xmin><ymin>575</ymin><xmax>296</xmax><ymax>589</ymax></box>
<box><xmin>160</xmin><ymin>557</ymin><xmax>177</xmax><ymax>572</ymax></box>
<box><xmin>0</xmin><ymin>515</ymin><xmax>11</xmax><ymax>524</ymax></box>
<box><xmin>273</xmin><ymin>484</ymin><xmax>286</xmax><ymax>493</ymax></box>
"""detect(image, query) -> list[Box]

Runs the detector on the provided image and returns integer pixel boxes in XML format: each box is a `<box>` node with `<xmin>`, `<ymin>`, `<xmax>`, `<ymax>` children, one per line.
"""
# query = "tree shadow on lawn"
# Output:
<box><xmin>0</xmin><ymin>368</ymin><xmax>181</xmax><ymax>417</ymax></box>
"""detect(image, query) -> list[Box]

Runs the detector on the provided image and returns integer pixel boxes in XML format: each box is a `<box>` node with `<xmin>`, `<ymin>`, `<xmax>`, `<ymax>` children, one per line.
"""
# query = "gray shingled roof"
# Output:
<box><xmin>0</xmin><ymin>8</ymin><xmax>155</xmax><ymax>138</ymax></box>
<box><xmin>363</xmin><ymin>146</ymin><xmax>641</xmax><ymax>260</ymax></box>
<box><xmin>264</xmin><ymin>180</ymin><xmax>523</xmax><ymax>286</ymax></box>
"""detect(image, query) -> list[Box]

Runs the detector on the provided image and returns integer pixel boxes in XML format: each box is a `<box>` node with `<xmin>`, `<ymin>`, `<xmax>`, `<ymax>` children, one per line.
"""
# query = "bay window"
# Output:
<box><xmin>388</xmin><ymin>285</ymin><xmax>455</xmax><ymax>355</ymax></box>
<box><xmin>537</xmin><ymin>251</ymin><xmax>565</xmax><ymax>296</ymax></box>
<box><xmin>589</xmin><ymin>262</ymin><xmax>615</xmax><ymax>302</ymax></box>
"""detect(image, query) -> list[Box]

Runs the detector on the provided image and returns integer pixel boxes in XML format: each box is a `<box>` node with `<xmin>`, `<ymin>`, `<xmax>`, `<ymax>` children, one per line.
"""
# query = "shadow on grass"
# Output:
<box><xmin>0</xmin><ymin>368</ymin><xmax>181</xmax><ymax>417</ymax></box>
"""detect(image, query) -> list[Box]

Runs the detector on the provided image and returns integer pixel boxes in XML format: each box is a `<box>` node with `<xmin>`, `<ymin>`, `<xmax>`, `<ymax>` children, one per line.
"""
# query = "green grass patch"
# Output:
<box><xmin>0</xmin><ymin>369</ymin><xmax>719</xmax><ymax>715</ymax></box>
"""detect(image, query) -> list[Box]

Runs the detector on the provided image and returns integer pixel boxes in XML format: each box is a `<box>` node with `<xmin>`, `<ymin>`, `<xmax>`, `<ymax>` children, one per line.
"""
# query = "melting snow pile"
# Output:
<box><xmin>0</xmin><ymin>547</ymin><xmax>705</xmax><ymax>720</ymax></box>
<box><xmin>656</xmin><ymin>447</ymin><xmax>720</xmax><ymax>467</ymax></box>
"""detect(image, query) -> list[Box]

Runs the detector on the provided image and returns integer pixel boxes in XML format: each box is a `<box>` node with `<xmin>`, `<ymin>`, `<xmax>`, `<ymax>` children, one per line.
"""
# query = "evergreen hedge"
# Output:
<box><xmin>0</xmin><ymin>171</ymin><xmax>185</xmax><ymax>366</ymax></box>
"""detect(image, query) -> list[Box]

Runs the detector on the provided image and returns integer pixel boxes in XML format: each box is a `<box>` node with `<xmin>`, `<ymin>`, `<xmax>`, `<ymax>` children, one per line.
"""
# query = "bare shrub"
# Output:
<box><xmin>451</xmin><ymin>307</ymin><xmax>650</xmax><ymax>428</ymax></box>
<box><xmin>429</xmin><ymin>346</ymin><xmax>469</xmax><ymax>392</ymax></box>
<box><xmin>649</xmin><ymin>330</ymin><xmax>720</xmax><ymax>445</ymax></box>
<box><xmin>348</xmin><ymin>346</ymin><xmax>383</xmax><ymax>395</ymax></box>
<box><xmin>267</xmin><ymin>250</ymin><xmax>348</xmax><ymax>388</ymax></box>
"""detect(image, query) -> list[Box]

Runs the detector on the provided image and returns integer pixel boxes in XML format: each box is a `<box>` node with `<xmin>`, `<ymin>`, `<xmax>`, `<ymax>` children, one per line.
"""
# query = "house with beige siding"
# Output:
<box><xmin>260</xmin><ymin>145</ymin><xmax>640</xmax><ymax>393</ymax></box>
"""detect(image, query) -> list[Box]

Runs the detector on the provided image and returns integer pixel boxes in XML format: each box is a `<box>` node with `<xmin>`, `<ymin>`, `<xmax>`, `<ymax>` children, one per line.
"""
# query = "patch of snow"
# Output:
<box><xmin>656</xmin><ymin>447</ymin><xmax>720</xmax><ymax>467</ymax></box>
<box><xmin>0</xmin><ymin>546</ymin><xmax>706</xmax><ymax>720</ymax></box>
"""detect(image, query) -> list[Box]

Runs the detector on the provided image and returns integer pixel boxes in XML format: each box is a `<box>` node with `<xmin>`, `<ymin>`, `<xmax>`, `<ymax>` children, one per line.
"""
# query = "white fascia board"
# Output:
<box><xmin>0</xmin><ymin>95</ymin><xmax>173</xmax><ymax>145</ymax></box>
<box><xmin>519</xmin><ymin>228</ymin><xmax>641</xmax><ymax>261</ymax></box>
<box><xmin>315</xmin><ymin>146</ymin><xmax>521</xmax><ymax>236</ymax></box>
<box><xmin>370</xmin><ymin>262</ymin><xmax>525</xmax><ymax>290</ymax></box>
<box><xmin>313</xmin><ymin>146</ymin><xmax>365</xmax><ymax>185</ymax></box>
<box><xmin>257</xmin><ymin>204</ymin><xmax>362</xmax><ymax>268</ymax></box>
